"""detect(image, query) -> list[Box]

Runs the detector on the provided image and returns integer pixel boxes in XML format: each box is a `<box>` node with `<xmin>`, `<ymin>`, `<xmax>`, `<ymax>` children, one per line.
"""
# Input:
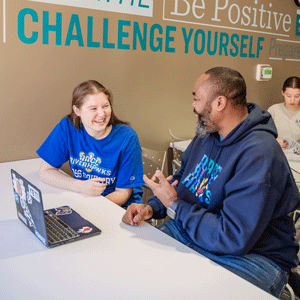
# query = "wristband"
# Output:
<box><xmin>167</xmin><ymin>200</ymin><xmax>179</xmax><ymax>219</ymax></box>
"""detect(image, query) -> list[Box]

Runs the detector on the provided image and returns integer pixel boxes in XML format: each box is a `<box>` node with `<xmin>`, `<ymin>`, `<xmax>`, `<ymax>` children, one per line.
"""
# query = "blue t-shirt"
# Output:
<box><xmin>37</xmin><ymin>117</ymin><xmax>144</xmax><ymax>206</ymax></box>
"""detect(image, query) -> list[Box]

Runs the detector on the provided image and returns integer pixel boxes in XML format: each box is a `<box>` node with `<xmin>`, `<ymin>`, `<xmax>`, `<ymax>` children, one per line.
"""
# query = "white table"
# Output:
<box><xmin>170</xmin><ymin>139</ymin><xmax>192</xmax><ymax>152</ymax></box>
<box><xmin>0</xmin><ymin>158</ymin><xmax>276</xmax><ymax>300</ymax></box>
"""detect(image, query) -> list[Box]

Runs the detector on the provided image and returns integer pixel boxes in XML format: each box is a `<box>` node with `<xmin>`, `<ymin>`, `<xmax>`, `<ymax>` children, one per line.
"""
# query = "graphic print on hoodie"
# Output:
<box><xmin>182</xmin><ymin>154</ymin><xmax>222</xmax><ymax>206</ymax></box>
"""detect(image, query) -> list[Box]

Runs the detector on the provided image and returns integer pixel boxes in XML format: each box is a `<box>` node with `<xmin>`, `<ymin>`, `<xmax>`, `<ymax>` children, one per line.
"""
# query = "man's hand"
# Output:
<box><xmin>143</xmin><ymin>170</ymin><xmax>178</xmax><ymax>208</ymax></box>
<box><xmin>122</xmin><ymin>203</ymin><xmax>153</xmax><ymax>226</ymax></box>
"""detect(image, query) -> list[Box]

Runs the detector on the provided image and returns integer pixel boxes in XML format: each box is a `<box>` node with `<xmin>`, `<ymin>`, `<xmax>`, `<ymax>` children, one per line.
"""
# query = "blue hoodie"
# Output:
<box><xmin>148</xmin><ymin>103</ymin><xmax>300</xmax><ymax>271</ymax></box>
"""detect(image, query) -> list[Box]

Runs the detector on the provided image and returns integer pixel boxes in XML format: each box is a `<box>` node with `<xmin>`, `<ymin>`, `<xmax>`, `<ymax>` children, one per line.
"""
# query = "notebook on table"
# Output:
<box><xmin>11</xmin><ymin>169</ymin><xmax>101</xmax><ymax>248</ymax></box>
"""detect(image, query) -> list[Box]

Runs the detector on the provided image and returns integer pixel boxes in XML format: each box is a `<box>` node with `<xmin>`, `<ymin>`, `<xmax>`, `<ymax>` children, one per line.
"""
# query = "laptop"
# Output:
<box><xmin>11</xmin><ymin>169</ymin><xmax>101</xmax><ymax>248</ymax></box>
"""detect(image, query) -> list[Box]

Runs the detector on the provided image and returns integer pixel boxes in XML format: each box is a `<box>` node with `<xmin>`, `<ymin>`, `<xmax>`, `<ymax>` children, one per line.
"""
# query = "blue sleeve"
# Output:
<box><xmin>147</xmin><ymin>195</ymin><xmax>167</xmax><ymax>219</ymax></box>
<box><xmin>115</xmin><ymin>130</ymin><xmax>144</xmax><ymax>189</ymax></box>
<box><xmin>36</xmin><ymin>118</ymin><xmax>69</xmax><ymax>168</ymax></box>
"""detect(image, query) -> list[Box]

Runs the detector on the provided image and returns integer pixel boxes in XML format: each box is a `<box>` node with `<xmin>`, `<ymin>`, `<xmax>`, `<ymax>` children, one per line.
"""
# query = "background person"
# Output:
<box><xmin>37</xmin><ymin>80</ymin><xmax>144</xmax><ymax>208</ymax></box>
<box><xmin>268</xmin><ymin>76</ymin><xmax>300</xmax><ymax>150</ymax></box>
<box><xmin>122</xmin><ymin>67</ymin><xmax>300</xmax><ymax>297</ymax></box>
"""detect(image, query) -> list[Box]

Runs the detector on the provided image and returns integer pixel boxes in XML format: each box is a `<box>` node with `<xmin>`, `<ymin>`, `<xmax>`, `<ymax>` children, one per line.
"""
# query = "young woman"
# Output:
<box><xmin>268</xmin><ymin>76</ymin><xmax>300</xmax><ymax>150</ymax></box>
<box><xmin>37</xmin><ymin>80</ymin><xmax>144</xmax><ymax>207</ymax></box>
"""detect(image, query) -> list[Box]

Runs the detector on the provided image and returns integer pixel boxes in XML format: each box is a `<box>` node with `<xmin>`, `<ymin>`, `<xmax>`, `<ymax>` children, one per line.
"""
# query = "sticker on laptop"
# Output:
<box><xmin>12</xmin><ymin>173</ymin><xmax>25</xmax><ymax>201</ymax></box>
<box><xmin>18</xmin><ymin>211</ymin><xmax>28</xmax><ymax>225</ymax></box>
<box><xmin>55</xmin><ymin>206</ymin><xmax>72</xmax><ymax>216</ymax></box>
<box><xmin>24</xmin><ymin>205</ymin><xmax>35</xmax><ymax>228</ymax></box>
<box><xmin>28</xmin><ymin>184</ymin><xmax>41</xmax><ymax>203</ymax></box>
<box><xmin>78</xmin><ymin>227</ymin><xmax>93</xmax><ymax>234</ymax></box>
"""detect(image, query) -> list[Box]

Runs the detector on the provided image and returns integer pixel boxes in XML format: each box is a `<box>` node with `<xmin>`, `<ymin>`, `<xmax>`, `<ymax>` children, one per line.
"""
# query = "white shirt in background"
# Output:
<box><xmin>268</xmin><ymin>103</ymin><xmax>300</xmax><ymax>142</ymax></box>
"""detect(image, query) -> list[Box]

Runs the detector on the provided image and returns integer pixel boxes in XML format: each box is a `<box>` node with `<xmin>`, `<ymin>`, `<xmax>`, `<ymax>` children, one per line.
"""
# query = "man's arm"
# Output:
<box><xmin>145</xmin><ymin>138</ymin><xmax>194</xmax><ymax>219</ymax></box>
<box><xmin>142</xmin><ymin>142</ymin><xmax>298</xmax><ymax>256</ymax></box>
<box><xmin>122</xmin><ymin>138</ymin><xmax>194</xmax><ymax>226</ymax></box>
<box><xmin>143</xmin><ymin>171</ymin><xmax>178</xmax><ymax>208</ymax></box>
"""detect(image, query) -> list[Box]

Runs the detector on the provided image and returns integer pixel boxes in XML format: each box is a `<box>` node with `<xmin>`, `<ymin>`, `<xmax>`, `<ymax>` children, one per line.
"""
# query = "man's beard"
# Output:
<box><xmin>194</xmin><ymin>108</ymin><xmax>219</xmax><ymax>137</ymax></box>
<box><xmin>195</xmin><ymin>113</ymin><xmax>208</xmax><ymax>137</ymax></box>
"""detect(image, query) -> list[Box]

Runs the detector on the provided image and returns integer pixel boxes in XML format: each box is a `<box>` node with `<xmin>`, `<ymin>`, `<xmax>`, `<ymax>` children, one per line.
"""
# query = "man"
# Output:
<box><xmin>122</xmin><ymin>67</ymin><xmax>300</xmax><ymax>297</ymax></box>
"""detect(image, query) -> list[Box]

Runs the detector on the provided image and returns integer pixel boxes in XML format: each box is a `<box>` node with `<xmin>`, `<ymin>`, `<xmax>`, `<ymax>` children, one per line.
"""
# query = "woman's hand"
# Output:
<box><xmin>78</xmin><ymin>178</ymin><xmax>107</xmax><ymax>196</ymax></box>
<box><xmin>39</xmin><ymin>160</ymin><xmax>107</xmax><ymax>196</ymax></box>
<box><xmin>276</xmin><ymin>138</ymin><xmax>289</xmax><ymax>150</ymax></box>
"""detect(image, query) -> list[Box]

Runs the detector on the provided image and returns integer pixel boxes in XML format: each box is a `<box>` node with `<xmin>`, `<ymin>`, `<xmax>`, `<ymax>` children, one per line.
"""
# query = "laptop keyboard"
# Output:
<box><xmin>44</xmin><ymin>211</ymin><xmax>80</xmax><ymax>245</ymax></box>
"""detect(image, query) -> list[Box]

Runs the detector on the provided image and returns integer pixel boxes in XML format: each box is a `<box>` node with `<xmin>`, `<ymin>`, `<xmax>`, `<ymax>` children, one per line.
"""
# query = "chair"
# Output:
<box><xmin>169</xmin><ymin>129</ymin><xmax>185</xmax><ymax>165</ymax></box>
<box><xmin>169</xmin><ymin>129</ymin><xmax>192</xmax><ymax>175</ymax></box>
<box><xmin>169</xmin><ymin>129</ymin><xmax>186</xmax><ymax>142</ymax></box>
<box><xmin>287</xmin><ymin>268</ymin><xmax>300</xmax><ymax>300</ymax></box>
<box><xmin>279</xmin><ymin>210</ymin><xmax>300</xmax><ymax>300</ymax></box>
<box><xmin>142</xmin><ymin>147</ymin><xmax>166</xmax><ymax>179</ymax></box>
<box><xmin>280</xmin><ymin>283</ymin><xmax>296</xmax><ymax>300</ymax></box>
<box><xmin>141</xmin><ymin>147</ymin><xmax>167</xmax><ymax>226</ymax></box>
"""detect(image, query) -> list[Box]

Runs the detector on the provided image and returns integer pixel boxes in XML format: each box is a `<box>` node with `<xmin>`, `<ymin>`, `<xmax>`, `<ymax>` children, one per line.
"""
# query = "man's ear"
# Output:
<box><xmin>216</xmin><ymin>96</ymin><xmax>227</xmax><ymax>111</ymax></box>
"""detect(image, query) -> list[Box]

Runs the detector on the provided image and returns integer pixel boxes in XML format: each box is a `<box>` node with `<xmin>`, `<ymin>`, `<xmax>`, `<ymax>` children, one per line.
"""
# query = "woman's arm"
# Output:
<box><xmin>39</xmin><ymin>160</ymin><xmax>107</xmax><ymax>196</ymax></box>
<box><xmin>105</xmin><ymin>188</ymin><xmax>133</xmax><ymax>206</ymax></box>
